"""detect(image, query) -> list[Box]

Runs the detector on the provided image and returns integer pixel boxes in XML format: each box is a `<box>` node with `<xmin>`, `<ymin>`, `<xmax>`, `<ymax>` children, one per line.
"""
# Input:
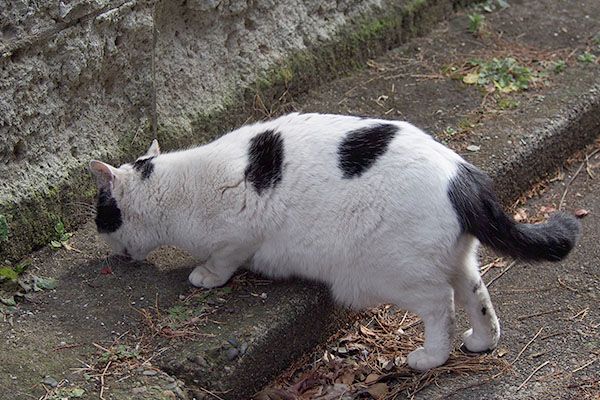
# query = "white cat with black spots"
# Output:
<box><xmin>90</xmin><ymin>113</ymin><xmax>580</xmax><ymax>371</ymax></box>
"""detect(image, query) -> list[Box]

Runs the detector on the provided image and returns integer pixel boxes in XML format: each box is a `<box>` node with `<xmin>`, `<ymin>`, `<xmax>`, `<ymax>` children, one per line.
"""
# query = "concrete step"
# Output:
<box><xmin>1</xmin><ymin>0</ymin><xmax>599</xmax><ymax>399</ymax></box>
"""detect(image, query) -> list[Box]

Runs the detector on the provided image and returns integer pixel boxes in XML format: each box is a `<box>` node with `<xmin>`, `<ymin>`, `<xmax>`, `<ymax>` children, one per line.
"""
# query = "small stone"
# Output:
<box><xmin>132</xmin><ymin>386</ymin><xmax>147</xmax><ymax>394</ymax></box>
<box><xmin>165</xmin><ymin>382</ymin><xmax>177</xmax><ymax>390</ymax></box>
<box><xmin>174</xmin><ymin>386</ymin><xmax>186</xmax><ymax>398</ymax></box>
<box><xmin>42</xmin><ymin>376</ymin><xmax>58</xmax><ymax>388</ymax></box>
<box><xmin>162</xmin><ymin>389</ymin><xmax>176</xmax><ymax>398</ymax></box>
<box><xmin>227</xmin><ymin>338</ymin><xmax>239</xmax><ymax>348</ymax></box>
<box><xmin>239</xmin><ymin>342</ymin><xmax>248</xmax><ymax>355</ymax></box>
<box><xmin>143</xmin><ymin>369</ymin><xmax>157</xmax><ymax>376</ymax></box>
<box><xmin>193</xmin><ymin>355</ymin><xmax>208</xmax><ymax>368</ymax></box>
<box><xmin>225</xmin><ymin>348</ymin><xmax>239</xmax><ymax>361</ymax></box>
<box><xmin>466</xmin><ymin>145</ymin><xmax>481</xmax><ymax>152</ymax></box>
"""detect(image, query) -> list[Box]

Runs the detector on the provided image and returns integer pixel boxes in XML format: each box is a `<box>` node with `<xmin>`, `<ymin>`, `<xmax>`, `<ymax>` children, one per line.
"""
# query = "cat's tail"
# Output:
<box><xmin>448</xmin><ymin>163</ymin><xmax>581</xmax><ymax>261</ymax></box>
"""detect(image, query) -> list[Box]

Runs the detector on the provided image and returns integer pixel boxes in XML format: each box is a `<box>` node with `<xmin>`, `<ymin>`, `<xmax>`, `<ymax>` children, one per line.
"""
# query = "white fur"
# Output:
<box><xmin>91</xmin><ymin>113</ymin><xmax>501</xmax><ymax>371</ymax></box>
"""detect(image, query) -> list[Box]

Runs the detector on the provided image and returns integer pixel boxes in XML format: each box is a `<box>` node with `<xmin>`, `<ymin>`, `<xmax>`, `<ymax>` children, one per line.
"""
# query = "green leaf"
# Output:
<box><xmin>14</xmin><ymin>259</ymin><xmax>31</xmax><ymax>274</ymax></box>
<box><xmin>0</xmin><ymin>215</ymin><xmax>7</xmax><ymax>241</ymax></box>
<box><xmin>463</xmin><ymin>71</ymin><xmax>480</xmax><ymax>84</ymax></box>
<box><xmin>0</xmin><ymin>296</ymin><xmax>16</xmax><ymax>306</ymax></box>
<box><xmin>33</xmin><ymin>276</ymin><xmax>58</xmax><ymax>290</ymax></box>
<box><xmin>61</xmin><ymin>232</ymin><xmax>74</xmax><ymax>241</ymax></box>
<box><xmin>0</xmin><ymin>267</ymin><xmax>18</xmax><ymax>280</ymax></box>
<box><xmin>54</xmin><ymin>219</ymin><xmax>65</xmax><ymax>235</ymax></box>
<box><xmin>50</xmin><ymin>240</ymin><xmax>63</xmax><ymax>248</ymax></box>
<box><xmin>71</xmin><ymin>388</ymin><xmax>85</xmax><ymax>397</ymax></box>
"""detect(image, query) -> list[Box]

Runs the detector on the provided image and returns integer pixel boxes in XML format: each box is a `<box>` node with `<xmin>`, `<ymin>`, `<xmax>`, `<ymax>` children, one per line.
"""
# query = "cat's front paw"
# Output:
<box><xmin>407</xmin><ymin>348</ymin><xmax>448</xmax><ymax>371</ymax></box>
<box><xmin>188</xmin><ymin>265</ymin><xmax>230</xmax><ymax>288</ymax></box>
<box><xmin>462</xmin><ymin>328</ymin><xmax>498</xmax><ymax>353</ymax></box>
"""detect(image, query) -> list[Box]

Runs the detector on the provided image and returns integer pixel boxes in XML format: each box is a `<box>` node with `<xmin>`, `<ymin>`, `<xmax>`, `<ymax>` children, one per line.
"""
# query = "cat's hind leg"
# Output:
<box><xmin>451</xmin><ymin>236</ymin><xmax>500</xmax><ymax>352</ymax></box>
<box><xmin>405</xmin><ymin>288</ymin><xmax>456</xmax><ymax>371</ymax></box>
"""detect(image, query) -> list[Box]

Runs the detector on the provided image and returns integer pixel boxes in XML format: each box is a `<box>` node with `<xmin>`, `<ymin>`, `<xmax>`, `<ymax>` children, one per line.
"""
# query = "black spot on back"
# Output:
<box><xmin>245</xmin><ymin>130</ymin><xmax>284</xmax><ymax>195</ymax></box>
<box><xmin>481</xmin><ymin>307</ymin><xmax>487</xmax><ymax>316</ymax></box>
<box><xmin>133</xmin><ymin>156</ymin><xmax>155</xmax><ymax>180</ymax></box>
<box><xmin>95</xmin><ymin>188</ymin><xmax>123</xmax><ymax>233</ymax></box>
<box><xmin>338</xmin><ymin>124</ymin><xmax>398</xmax><ymax>179</ymax></box>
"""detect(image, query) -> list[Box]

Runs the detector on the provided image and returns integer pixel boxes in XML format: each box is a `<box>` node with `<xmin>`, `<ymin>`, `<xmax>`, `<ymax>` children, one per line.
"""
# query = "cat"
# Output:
<box><xmin>89</xmin><ymin>112</ymin><xmax>581</xmax><ymax>371</ymax></box>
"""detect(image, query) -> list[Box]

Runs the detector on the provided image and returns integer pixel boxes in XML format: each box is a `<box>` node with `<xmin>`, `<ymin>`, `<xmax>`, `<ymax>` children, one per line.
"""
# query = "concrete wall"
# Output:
<box><xmin>0</xmin><ymin>0</ymin><xmax>472</xmax><ymax>259</ymax></box>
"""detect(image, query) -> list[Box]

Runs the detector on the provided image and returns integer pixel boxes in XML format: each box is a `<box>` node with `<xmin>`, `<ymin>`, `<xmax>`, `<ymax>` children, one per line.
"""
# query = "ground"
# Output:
<box><xmin>1</xmin><ymin>0</ymin><xmax>599</xmax><ymax>399</ymax></box>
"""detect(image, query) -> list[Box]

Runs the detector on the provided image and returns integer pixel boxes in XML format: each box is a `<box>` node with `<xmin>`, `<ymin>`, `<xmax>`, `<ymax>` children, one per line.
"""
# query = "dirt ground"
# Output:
<box><xmin>1</xmin><ymin>0</ymin><xmax>599</xmax><ymax>399</ymax></box>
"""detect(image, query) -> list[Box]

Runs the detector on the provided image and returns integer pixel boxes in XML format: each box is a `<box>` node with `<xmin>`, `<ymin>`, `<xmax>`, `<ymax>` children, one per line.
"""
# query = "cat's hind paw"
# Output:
<box><xmin>462</xmin><ymin>328</ymin><xmax>499</xmax><ymax>353</ymax></box>
<box><xmin>188</xmin><ymin>264</ymin><xmax>231</xmax><ymax>288</ymax></box>
<box><xmin>407</xmin><ymin>348</ymin><xmax>448</xmax><ymax>371</ymax></box>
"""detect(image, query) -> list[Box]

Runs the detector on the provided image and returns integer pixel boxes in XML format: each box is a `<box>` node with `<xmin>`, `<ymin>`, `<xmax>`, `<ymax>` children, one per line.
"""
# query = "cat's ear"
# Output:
<box><xmin>145</xmin><ymin>139</ymin><xmax>160</xmax><ymax>158</ymax></box>
<box><xmin>89</xmin><ymin>160</ymin><xmax>120</xmax><ymax>189</ymax></box>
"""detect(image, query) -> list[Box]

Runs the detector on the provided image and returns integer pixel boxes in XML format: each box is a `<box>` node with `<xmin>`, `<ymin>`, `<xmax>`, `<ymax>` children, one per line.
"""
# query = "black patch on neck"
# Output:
<box><xmin>338</xmin><ymin>124</ymin><xmax>398</xmax><ymax>179</ymax></box>
<box><xmin>133</xmin><ymin>156</ymin><xmax>155</xmax><ymax>180</ymax></box>
<box><xmin>95</xmin><ymin>188</ymin><xmax>123</xmax><ymax>233</ymax></box>
<box><xmin>244</xmin><ymin>130</ymin><xmax>284</xmax><ymax>195</ymax></box>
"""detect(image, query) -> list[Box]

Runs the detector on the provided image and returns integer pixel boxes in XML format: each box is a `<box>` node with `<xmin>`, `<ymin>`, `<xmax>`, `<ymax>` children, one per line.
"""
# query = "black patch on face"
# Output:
<box><xmin>473</xmin><ymin>280</ymin><xmax>483</xmax><ymax>293</ymax></box>
<box><xmin>95</xmin><ymin>188</ymin><xmax>123</xmax><ymax>233</ymax></box>
<box><xmin>244</xmin><ymin>130</ymin><xmax>284</xmax><ymax>195</ymax></box>
<box><xmin>133</xmin><ymin>156</ymin><xmax>155</xmax><ymax>180</ymax></box>
<box><xmin>338</xmin><ymin>124</ymin><xmax>398</xmax><ymax>179</ymax></box>
<box><xmin>481</xmin><ymin>307</ymin><xmax>487</xmax><ymax>316</ymax></box>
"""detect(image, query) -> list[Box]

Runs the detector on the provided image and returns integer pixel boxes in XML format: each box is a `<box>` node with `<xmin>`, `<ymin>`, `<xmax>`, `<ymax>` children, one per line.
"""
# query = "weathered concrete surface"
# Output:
<box><xmin>0</xmin><ymin>0</ymin><xmax>599</xmax><ymax>399</ymax></box>
<box><xmin>0</xmin><ymin>0</ymin><xmax>476</xmax><ymax>261</ymax></box>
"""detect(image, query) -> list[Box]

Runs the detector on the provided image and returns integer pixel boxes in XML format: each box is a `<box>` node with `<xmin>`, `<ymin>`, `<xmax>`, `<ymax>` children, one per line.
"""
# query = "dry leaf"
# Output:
<box><xmin>539</xmin><ymin>205</ymin><xmax>557</xmax><ymax>214</ymax></box>
<box><xmin>573</xmin><ymin>209</ymin><xmax>589</xmax><ymax>218</ymax></box>
<box><xmin>497</xmin><ymin>348</ymin><xmax>509</xmax><ymax>358</ymax></box>
<box><xmin>364</xmin><ymin>373</ymin><xmax>380</xmax><ymax>384</ymax></box>
<box><xmin>338</xmin><ymin>371</ymin><xmax>355</xmax><ymax>385</ymax></box>
<box><xmin>359</xmin><ymin>325</ymin><xmax>376</xmax><ymax>336</ymax></box>
<box><xmin>365</xmin><ymin>382</ymin><xmax>389</xmax><ymax>399</ymax></box>
<box><xmin>513</xmin><ymin>208</ymin><xmax>528</xmax><ymax>222</ymax></box>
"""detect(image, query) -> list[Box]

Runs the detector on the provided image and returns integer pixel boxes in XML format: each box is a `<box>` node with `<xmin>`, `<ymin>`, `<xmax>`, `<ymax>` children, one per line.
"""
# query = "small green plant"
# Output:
<box><xmin>98</xmin><ymin>345</ymin><xmax>142</xmax><ymax>364</ymax></box>
<box><xmin>48</xmin><ymin>387</ymin><xmax>85</xmax><ymax>399</ymax></box>
<box><xmin>475</xmin><ymin>0</ymin><xmax>509</xmax><ymax>12</ymax></box>
<box><xmin>1</xmin><ymin>258</ymin><xmax>57</xmax><ymax>308</ymax></box>
<box><xmin>0</xmin><ymin>214</ymin><xmax>7</xmax><ymax>242</ymax></box>
<box><xmin>50</xmin><ymin>219</ymin><xmax>74</xmax><ymax>249</ymax></box>
<box><xmin>578</xmin><ymin>51</ymin><xmax>597</xmax><ymax>63</ymax></box>
<box><xmin>593</xmin><ymin>35</ymin><xmax>600</xmax><ymax>46</ymax></box>
<box><xmin>463</xmin><ymin>57</ymin><xmax>545</xmax><ymax>93</ymax></box>
<box><xmin>0</xmin><ymin>259</ymin><xmax>29</xmax><ymax>282</ymax></box>
<box><xmin>467</xmin><ymin>13</ymin><xmax>485</xmax><ymax>34</ymax></box>
<box><xmin>552</xmin><ymin>60</ymin><xmax>567</xmax><ymax>73</ymax></box>
<box><xmin>498</xmin><ymin>98</ymin><xmax>521</xmax><ymax>110</ymax></box>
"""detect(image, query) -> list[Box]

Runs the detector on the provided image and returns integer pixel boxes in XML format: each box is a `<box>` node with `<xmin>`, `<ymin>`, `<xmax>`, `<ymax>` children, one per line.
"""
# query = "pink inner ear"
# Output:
<box><xmin>146</xmin><ymin>139</ymin><xmax>160</xmax><ymax>157</ymax></box>
<box><xmin>90</xmin><ymin>160</ymin><xmax>116</xmax><ymax>188</ymax></box>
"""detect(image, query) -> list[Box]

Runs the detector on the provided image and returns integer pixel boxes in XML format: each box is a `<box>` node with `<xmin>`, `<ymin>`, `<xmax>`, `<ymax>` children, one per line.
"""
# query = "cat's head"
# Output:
<box><xmin>89</xmin><ymin>140</ymin><xmax>161</xmax><ymax>260</ymax></box>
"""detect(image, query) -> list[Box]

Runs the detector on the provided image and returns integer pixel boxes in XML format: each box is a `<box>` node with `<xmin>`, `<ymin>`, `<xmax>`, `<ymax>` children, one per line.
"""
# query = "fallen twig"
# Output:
<box><xmin>559</xmin><ymin>148</ymin><xmax>600</xmax><ymax>210</ymax></box>
<box><xmin>516</xmin><ymin>360</ymin><xmax>550</xmax><ymax>392</ymax></box>
<box><xmin>571</xmin><ymin>357</ymin><xmax>598</xmax><ymax>374</ymax></box>
<box><xmin>99</xmin><ymin>360</ymin><xmax>111</xmax><ymax>400</ymax></box>
<box><xmin>486</xmin><ymin>260</ymin><xmax>517</xmax><ymax>287</ymax></box>
<box><xmin>52</xmin><ymin>343</ymin><xmax>84</xmax><ymax>352</ymax></box>
<box><xmin>512</xmin><ymin>327</ymin><xmax>545</xmax><ymax>365</ymax></box>
<box><xmin>517</xmin><ymin>309</ymin><xmax>564</xmax><ymax>321</ymax></box>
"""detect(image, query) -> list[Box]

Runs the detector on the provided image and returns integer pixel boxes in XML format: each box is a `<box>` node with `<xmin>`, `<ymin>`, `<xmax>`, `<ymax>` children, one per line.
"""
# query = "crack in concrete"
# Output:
<box><xmin>0</xmin><ymin>0</ymin><xmax>135</xmax><ymax>59</ymax></box>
